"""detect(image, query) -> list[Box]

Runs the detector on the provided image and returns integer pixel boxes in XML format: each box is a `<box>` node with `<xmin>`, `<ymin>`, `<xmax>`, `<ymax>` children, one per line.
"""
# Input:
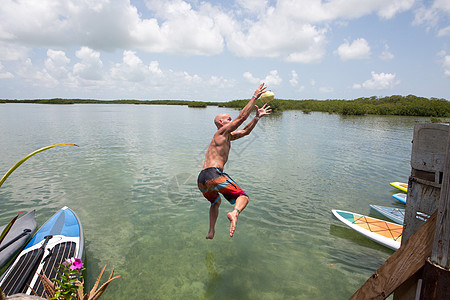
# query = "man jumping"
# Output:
<box><xmin>197</xmin><ymin>83</ymin><xmax>272</xmax><ymax>239</ymax></box>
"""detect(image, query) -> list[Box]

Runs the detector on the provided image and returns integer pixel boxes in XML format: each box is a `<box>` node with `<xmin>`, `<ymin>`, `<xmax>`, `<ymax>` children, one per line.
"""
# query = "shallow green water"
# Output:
<box><xmin>0</xmin><ymin>104</ymin><xmax>430</xmax><ymax>299</ymax></box>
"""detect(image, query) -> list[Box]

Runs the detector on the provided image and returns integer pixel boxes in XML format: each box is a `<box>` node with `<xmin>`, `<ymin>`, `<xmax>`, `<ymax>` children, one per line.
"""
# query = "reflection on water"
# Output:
<box><xmin>0</xmin><ymin>104</ymin><xmax>430</xmax><ymax>299</ymax></box>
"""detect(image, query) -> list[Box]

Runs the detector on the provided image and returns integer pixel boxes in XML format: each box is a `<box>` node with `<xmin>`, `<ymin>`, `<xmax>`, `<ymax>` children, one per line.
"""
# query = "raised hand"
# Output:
<box><xmin>253</xmin><ymin>83</ymin><xmax>267</xmax><ymax>99</ymax></box>
<box><xmin>255</xmin><ymin>103</ymin><xmax>272</xmax><ymax>118</ymax></box>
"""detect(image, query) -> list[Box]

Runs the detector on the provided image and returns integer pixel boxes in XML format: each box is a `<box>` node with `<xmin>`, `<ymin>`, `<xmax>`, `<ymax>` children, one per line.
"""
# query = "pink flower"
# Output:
<box><xmin>69</xmin><ymin>258</ymin><xmax>84</xmax><ymax>270</ymax></box>
<box><xmin>62</xmin><ymin>259</ymin><xmax>71</xmax><ymax>267</ymax></box>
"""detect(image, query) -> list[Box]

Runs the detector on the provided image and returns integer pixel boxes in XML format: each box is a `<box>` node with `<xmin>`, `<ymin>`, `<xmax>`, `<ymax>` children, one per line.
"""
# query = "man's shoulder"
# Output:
<box><xmin>215</xmin><ymin>126</ymin><xmax>232</xmax><ymax>136</ymax></box>
<box><xmin>213</xmin><ymin>128</ymin><xmax>231</xmax><ymax>143</ymax></box>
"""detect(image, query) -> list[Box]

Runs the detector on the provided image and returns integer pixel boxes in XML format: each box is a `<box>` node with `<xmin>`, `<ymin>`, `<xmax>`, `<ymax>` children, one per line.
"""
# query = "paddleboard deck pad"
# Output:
<box><xmin>332</xmin><ymin>209</ymin><xmax>402</xmax><ymax>250</ymax></box>
<box><xmin>369</xmin><ymin>205</ymin><xmax>405</xmax><ymax>225</ymax></box>
<box><xmin>0</xmin><ymin>206</ymin><xmax>84</xmax><ymax>297</ymax></box>
<box><xmin>390</xmin><ymin>182</ymin><xmax>408</xmax><ymax>193</ymax></box>
<box><xmin>392</xmin><ymin>193</ymin><xmax>407</xmax><ymax>204</ymax></box>
<box><xmin>0</xmin><ymin>211</ymin><xmax>37</xmax><ymax>270</ymax></box>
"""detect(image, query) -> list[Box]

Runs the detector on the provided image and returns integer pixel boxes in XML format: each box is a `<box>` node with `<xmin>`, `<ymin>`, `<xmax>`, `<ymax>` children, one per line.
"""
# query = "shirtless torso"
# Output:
<box><xmin>203</xmin><ymin>126</ymin><xmax>231</xmax><ymax>170</ymax></box>
<box><xmin>198</xmin><ymin>83</ymin><xmax>272</xmax><ymax>239</ymax></box>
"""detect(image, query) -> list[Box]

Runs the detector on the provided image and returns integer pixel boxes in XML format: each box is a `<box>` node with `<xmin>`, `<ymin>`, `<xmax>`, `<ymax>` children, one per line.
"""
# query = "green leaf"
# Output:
<box><xmin>0</xmin><ymin>143</ymin><xmax>79</xmax><ymax>189</ymax></box>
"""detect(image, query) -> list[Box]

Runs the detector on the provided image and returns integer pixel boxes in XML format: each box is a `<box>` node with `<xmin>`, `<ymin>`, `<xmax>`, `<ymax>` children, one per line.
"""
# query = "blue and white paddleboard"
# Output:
<box><xmin>0</xmin><ymin>206</ymin><xmax>84</xmax><ymax>297</ymax></box>
<box><xmin>369</xmin><ymin>205</ymin><xmax>405</xmax><ymax>225</ymax></box>
<box><xmin>392</xmin><ymin>193</ymin><xmax>407</xmax><ymax>204</ymax></box>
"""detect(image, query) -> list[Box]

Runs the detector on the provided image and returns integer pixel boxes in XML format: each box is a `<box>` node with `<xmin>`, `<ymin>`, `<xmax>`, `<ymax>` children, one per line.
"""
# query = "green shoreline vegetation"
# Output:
<box><xmin>1</xmin><ymin>95</ymin><xmax>449</xmax><ymax>118</ymax></box>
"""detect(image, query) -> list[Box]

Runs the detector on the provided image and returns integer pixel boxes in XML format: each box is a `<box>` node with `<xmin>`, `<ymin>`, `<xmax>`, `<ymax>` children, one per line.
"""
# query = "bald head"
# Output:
<box><xmin>214</xmin><ymin>113</ymin><xmax>231</xmax><ymax>129</ymax></box>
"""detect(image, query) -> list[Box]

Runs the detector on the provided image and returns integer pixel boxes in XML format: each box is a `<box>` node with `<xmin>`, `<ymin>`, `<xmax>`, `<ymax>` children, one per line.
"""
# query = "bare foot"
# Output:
<box><xmin>227</xmin><ymin>210</ymin><xmax>239</xmax><ymax>237</ymax></box>
<box><xmin>206</xmin><ymin>230</ymin><xmax>215</xmax><ymax>239</ymax></box>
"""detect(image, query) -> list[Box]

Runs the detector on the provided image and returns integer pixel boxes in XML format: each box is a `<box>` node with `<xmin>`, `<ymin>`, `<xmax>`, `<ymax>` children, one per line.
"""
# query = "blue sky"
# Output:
<box><xmin>0</xmin><ymin>0</ymin><xmax>449</xmax><ymax>101</ymax></box>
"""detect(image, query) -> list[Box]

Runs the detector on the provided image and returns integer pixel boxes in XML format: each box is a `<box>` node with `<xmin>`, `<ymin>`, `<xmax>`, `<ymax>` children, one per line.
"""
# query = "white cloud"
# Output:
<box><xmin>361</xmin><ymin>71</ymin><xmax>400</xmax><ymax>90</ymax></box>
<box><xmin>380</xmin><ymin>43</ymin><xmax>394</xmax><ymax>61</ymax></box>
<box><xmin>140</xmin><ymin>0</ymin><xmax>226</xmax><ymax>55</ymax></box>
<box><xmin>73</xmin><ymin>47</ymin><xmax>103</xmax><ymax>81</ymax></box>
<box><xmin>227</xmin><ymin>17</ymin><xmax>328</xmax><ymax>63</ymax></box>
<box><xmin>16</xmin><ymin>58</ymin><xmax>58</xmax><ymax>88</ymax></box>
<box><xmin>285</xmin><ymin>31</ymin><xmax>327</xmax><ymax>63</ymax></box>
<box><xmin>180</xmin><ymin>71</ymin><xmax>202</xmax><ymax>83</ymax></box>
<box><xmin>242</xmin><ymin>70</ymin><xmax>282</xmax><ymax>86</ymax></box>
<box><xmin>434</xmin><ymin>0</ymin><xmax>450</xmax><ymax>14</ymax></box>
<box><xmin>414</xmin><ymin>6</ymin><xmax>439</xmax><ymax>29</ymax></box>
<box><xmin>0</xmin><ymin>62</ymin><xmax>13</xmax><ymax>79</ymax></box>
<box><xmin>45</xmin><ymin>49</ymin><xmax>70</xmax><ymax>79</ymax></box>
<box><xmin>264</xmin><ymin>70</ymin><xmax>282</xmax><ymax>86</ymax></box>
<box><xmin>414</xmin><ymin>0</ymin><xmax>450</xmax><ymax>34</ymax></box>
<box><xmin>319</xmin><ymin>86</ymin><xmax>334</xmax><ymax>93</ymax></box>
<box><xmin>110</xmin><ymin>50</ymin><xmax>149</xmax><ymax>82</ymax></box>
<box><xmin>0</xmin><ymin>0</ymin><xmax>225</xmax><ymax>55</ymax></box>
<box><xmin>206</xmin><ymin>75</ymin><xmax>235</xmax><ymax>89</ymax></box>
<box><xmin>0</xmin><ymin>0</ymin><xmax>418</xmax><ymax>63</ymax></box>
<box><xmin>441</xmin><ymin>54</ymin><xmax>450</xmax><ymax>77</ymax></box>
<box><xmin>274</xmin><ymin>0</ymin><xmax>414</xmax><ymax>23</ymax></box>
<box><xmin>2</xmin><ymin>0</ymin><xmax>446</xmax><ymax>100</ymax></box>
<box><xmin>235</xmin><ymin>0</ymin><xmax>269</xmax><ymax>14</ymax></box>
<box><xmin>438</xmin><ymin>26</ymin><xmax>450</xmax><ymax>37</ymax></box>
<box><xmin>289</xmin><ymin>70</ymin><xmax>299</xmax><ymax>86</ymax></box>
<box><xmin>375</xmin><ymin>0</ymin><xmax>415</xmax><ymax>19</ymax></box>
<box><xmin>243</xmin><ymin>71</ymin><xmax>259</xmax><ymax>84</ymax></box>
<box><xmin>227</xmin><ymin>0</ymin><xmax>413</xmax><ymax>62</ymax></box>
<box><xmin>335</xmin><ymin>38</ymin><xmax>371</xmax><ymax>61</ymax></box>
<box><xmin>0</xmin><ymin>42</ymin><xmax>29</xmax><ymax>61</ymax></box>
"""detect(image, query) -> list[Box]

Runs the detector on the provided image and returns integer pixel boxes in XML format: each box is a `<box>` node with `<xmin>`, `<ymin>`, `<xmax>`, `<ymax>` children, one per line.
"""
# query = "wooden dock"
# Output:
<box><xmin>351</xmin><ymin>123</ymin><xmax>449</xmax><ymax>299</ymax></box>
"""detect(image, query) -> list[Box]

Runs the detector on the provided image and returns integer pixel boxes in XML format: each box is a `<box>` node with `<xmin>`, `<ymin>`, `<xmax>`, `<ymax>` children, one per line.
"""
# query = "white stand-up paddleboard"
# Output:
<box><xmin>332</xmin><ymin>209</ymin><xmax>402</xmax><ymax>250</ymax></box>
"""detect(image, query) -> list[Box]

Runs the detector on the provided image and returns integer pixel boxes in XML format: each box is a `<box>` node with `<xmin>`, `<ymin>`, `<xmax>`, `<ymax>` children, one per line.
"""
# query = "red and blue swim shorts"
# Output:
<box><xmin>197</xmin><ymin>167</ymin><xmax>248</xmax><ymax>205</ymax></box>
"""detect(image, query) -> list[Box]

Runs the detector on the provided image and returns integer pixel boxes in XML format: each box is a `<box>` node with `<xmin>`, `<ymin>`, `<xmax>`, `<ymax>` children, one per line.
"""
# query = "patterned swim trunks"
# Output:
<box><xmin>197</xmin><ymin>167</ymin><xmax>248</xmax><ymax>205</ymax></box>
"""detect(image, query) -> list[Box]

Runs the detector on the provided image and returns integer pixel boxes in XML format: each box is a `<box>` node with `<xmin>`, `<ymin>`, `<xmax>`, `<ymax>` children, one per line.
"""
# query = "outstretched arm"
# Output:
<box><xmin>231</xmin><ymin>103</ymin><xmax>272</xmax><ymax>140</ymax></box>
<box><xmin>222</xmin><ymin>83</ymin><xmax>266</xmax><ymax>134</ymax></box>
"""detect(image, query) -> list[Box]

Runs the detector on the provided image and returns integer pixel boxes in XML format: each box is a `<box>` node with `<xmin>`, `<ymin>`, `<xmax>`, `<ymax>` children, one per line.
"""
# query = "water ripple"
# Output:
<box><xmin>0</xmin><ymin>105</ymin><xmax>428</xmax><ymax>299</ymax></box>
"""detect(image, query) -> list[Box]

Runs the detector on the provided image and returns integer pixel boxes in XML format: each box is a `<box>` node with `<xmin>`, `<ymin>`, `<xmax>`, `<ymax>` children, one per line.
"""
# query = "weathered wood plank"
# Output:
<box><xmin>418</xmin><ymin>128</ymin><xmax>450</xmax><ymax>299</ymax></box>
<box><xmin>403</xmin><ymin>176</ymin><xmax>440</xmax><ymax>241</ymax></box>
<box><xmin>420</xmin><ymin>258</ymin><xmax>450</xmax><ymax>299</ymax></box>
<box><xmin>430</xmin><ymin>129</ymin><xmax>450</xmax><ymax>268</ymax></box>
<box><xmin>350</xmin><ymin>211</ymin><xmax>437</xmax><ymax>300</ymax></box>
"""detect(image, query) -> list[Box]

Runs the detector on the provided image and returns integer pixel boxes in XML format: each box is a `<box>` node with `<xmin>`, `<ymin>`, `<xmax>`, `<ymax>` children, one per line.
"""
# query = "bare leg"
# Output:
<box><xmin>227</xmin><ymin>195</ymin><xmax>249</xmax><ymax>237</ymax></box>
<box><xmin>206</xmin><ymin>199</ymin><xmax>221</xmax><ymax>239</ymax></box>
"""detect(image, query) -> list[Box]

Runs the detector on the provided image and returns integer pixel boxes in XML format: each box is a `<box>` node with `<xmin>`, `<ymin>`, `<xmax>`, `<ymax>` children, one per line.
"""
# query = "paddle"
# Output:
<box><xmin>0</xmin><ymin>214</ymin><xmax>19</xmax><ymax>246</ymax></box>
<box><xmin>10</xmin><ymin>235</ymin><xmax>52</xmax><ymax>295</ymax></box>
<box><xmin>0</xmin><ymin>229</ymin><xmax>32</xmax><ymax>252</ymax></box>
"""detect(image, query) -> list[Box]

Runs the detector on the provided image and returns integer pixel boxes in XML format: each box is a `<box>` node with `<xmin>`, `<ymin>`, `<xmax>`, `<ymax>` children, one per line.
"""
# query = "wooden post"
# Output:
<box><xmin>350</xmin><ymin>123</ymin><xmax>449</xmax><ymax>300</ymax></box>
<box><xmin>350</xmin><ymin>212</ymin><xmax>437</xmax><ymax>300</ymax></box>
<box><xmin>420</xmin><ymin>128</ymin><xmax>450</xmax><ymax>299</ymax></box>
<box><xmin>403</xmin><ymin>123</ymin><xmax>448</xmax><ymax>241</ymax></box>
<box><xmin>394</xmin><ymin>123</ymin><xmax>449</xmax><ymax>299</ymax></box>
